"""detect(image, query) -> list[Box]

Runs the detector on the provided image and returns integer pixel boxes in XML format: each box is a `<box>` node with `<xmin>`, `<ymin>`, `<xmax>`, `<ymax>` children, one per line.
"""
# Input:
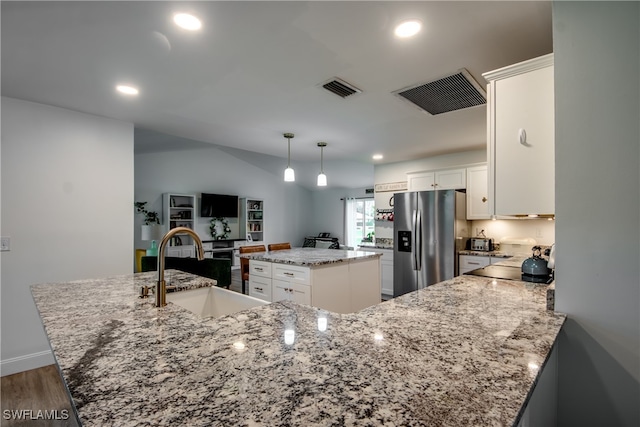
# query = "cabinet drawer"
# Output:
<box><xmin>459</xmin><ymin>255</ymin><xmax>491</xmax><ymax>270</ymax></box>
<box><xmin>273</xmin><ymin>264</ymin><xmax>310</xmax><ymax>285</ymax></box>
<box><xmin>249</xmin><ymin>276</ymin><xmax>272</xmax><ymax>302</ymax></box>
<box><xmin>250</xmin><ymin>260</ymin><xmax>272</xmax><ymax>278</ymax></box>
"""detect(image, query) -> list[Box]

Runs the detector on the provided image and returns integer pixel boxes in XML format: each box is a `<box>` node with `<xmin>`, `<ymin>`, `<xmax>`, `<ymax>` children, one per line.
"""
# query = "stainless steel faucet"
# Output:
<box><xmin>156</xmin><ymin>227</ymin><xmax>205</xmax><ymax>307</ymax></box>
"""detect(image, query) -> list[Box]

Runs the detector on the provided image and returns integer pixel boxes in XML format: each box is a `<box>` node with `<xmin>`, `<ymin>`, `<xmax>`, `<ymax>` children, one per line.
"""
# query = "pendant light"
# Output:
<box><xmin>317</xmin><ymin>142</ymin><xmax>327</xmax><ymax>186</ymax></box>
<box><xmin>283</xmin><ymin>133</ymin><xmax>295</xmax><ymax>182</ymax></box>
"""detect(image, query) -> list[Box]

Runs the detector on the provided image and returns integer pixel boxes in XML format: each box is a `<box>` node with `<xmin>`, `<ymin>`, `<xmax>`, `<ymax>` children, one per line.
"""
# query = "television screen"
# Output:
<box><xmin>200</xmin><ymin>193</ymin><xmax>239</xmax><ymax>218</ymax></box>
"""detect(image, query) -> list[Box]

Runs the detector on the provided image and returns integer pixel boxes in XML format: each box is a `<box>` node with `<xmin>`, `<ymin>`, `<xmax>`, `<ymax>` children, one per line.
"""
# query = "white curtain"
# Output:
<box><xmin>343</xmin><ymin>197</ymin><xmax>358</xmax><ymax>249</ymax></box>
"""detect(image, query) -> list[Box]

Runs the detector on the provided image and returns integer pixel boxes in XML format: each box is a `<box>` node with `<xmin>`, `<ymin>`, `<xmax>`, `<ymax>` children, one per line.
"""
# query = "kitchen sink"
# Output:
<box><xmin>166</xmin><ymin>286</ymin><xmax>269</xmax><ymax>319</ymax></box>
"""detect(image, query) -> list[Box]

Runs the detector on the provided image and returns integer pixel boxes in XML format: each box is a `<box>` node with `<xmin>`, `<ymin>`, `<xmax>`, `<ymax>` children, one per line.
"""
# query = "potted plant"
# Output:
<box><xmin>135</xmin><ymin>201</ymin><xmax>160</xmax><ymax>225</ymax></box>
<box><xmin>135</xmin><ymin>202</ymin><xmax>163</xmax><ymax>255</ymax></box>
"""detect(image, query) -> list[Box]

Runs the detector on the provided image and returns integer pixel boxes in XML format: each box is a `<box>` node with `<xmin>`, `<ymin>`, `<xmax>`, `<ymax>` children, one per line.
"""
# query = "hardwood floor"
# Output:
<box><xmin>1</xmin><ymin>365</ymin><xmax>79</xmax><ymax>427</ymax></box>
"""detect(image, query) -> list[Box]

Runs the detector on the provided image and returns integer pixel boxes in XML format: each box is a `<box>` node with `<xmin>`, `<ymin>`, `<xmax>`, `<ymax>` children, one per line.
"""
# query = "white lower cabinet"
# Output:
<box><xmin>249</xmin><ymin>260</ymin><xmax>272</xmax><ymax>301</ymax></box>
<box><xmin>248</xmin><ymin>257</ymin><xmax>380</xmax><ymax>313</ymax></box>
<box><xmin>166</xmin><ymin>245</ymin><xmax>195</xmax><ymax>258</ymax></box>
<box><xmin>459</xmin><ymin>255</ymin><xmax>491</xmax><ymax>275</ymax></box>
<box><xmin>458</xmin><ymin>254</ymin><xmax>514</xmax><ymax>275</ymax></box>
<box><xmin>381</xmin><ymin>257</ymin><xmax>393</xmax><ymax>297</ymax></box>
<box><xmin>273</xmin><ymin>280</ymin><xmax>311</xmax><ymax>305</ymax></box>
<box><xmin>272</xmin><ymin>264</ymin><xmax>311</xmax><ymax>305</ymax></box>
<box><xmin>249</xmin><ymin>276</ymin><xmax>272</xmax><ymax>301</ymax></box>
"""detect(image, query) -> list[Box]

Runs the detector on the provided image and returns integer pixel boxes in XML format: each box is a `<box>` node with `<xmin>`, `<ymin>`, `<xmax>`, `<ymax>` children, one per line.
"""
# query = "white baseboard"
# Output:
<box><xmin>1</xmin><ymin>350</ymin><xmax>55</xmax><ymax>376</ymax></box>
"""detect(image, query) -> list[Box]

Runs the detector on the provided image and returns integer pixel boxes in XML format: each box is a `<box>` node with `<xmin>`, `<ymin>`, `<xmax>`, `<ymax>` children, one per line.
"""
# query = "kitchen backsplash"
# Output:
<box><xmin>471</xmin><ymin>218</ymin><xmax>555</xmax><ymax>246</ymax></box>
<box><xmin>375</xmin><ymin>218</ymin><xmax>555</xmax><ymax>246</ymax></box>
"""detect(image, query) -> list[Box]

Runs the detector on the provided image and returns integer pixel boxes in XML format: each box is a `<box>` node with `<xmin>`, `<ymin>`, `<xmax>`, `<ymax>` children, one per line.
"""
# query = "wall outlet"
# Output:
<box><xmin>0</xmin><ymin>237</ymin><xmax>10</xmax><ymax>251</ymax></box>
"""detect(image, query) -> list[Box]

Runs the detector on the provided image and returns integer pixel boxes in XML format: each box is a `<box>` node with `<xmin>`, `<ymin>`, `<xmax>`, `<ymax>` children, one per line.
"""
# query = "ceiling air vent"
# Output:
<box><xmin>393</xmin><ymin>69</ymin><xmax>486</xmax><ymax>115</ymax></box>
<box><xmin>321</xmin><ymin>78</ymin><xmax>362</xmax><ymax>98</ymax></box>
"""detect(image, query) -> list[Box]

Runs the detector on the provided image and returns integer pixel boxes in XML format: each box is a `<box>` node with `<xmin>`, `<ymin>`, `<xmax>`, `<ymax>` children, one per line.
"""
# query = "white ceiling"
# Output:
<box><xmin>1</xmin><ymin>1</ymin><xmax>552</xmax><ymax>189</ymax></box>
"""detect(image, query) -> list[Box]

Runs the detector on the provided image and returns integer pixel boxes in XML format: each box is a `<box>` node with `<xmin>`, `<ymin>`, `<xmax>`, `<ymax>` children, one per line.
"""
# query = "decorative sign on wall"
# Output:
<box><xmin>374</xmin><ymin>181</ymin><xmax>408</xmax><ymax>193</ymax></box>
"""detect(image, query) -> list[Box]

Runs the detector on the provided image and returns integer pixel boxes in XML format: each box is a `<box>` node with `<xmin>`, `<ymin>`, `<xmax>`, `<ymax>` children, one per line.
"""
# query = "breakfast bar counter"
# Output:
<box><xmin>239</xmin><ymin>247</ymin><xmax>382</xmax><ymax>266</ymax></box>
<box><xmin>31</xmin><ymin>269</ymin><xmax>565</xmax><ymax>426</ymax></box>
<box><xmin>240</xmin><ymin>248</ymin><xmax>383</xmax><ymax>313</ymax></box>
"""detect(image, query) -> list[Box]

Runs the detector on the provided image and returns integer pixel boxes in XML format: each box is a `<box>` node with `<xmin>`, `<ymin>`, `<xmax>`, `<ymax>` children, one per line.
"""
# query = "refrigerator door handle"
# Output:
<box><xmin>411</xmin><ymin>209</ymin><xmax>418</xmax><ymax>271</ymax></box>
<box><xmin>415</xmin><ymin>209</ymin><xmax>422</xmax><ymax>272</ymax></box>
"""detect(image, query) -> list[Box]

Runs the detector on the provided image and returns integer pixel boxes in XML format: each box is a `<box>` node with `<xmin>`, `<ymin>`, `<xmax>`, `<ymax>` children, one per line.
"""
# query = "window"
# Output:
<box><xmin>344</xmin><ymin>197</ymin><xmax>375</xmax><ymax>249</ymax></box>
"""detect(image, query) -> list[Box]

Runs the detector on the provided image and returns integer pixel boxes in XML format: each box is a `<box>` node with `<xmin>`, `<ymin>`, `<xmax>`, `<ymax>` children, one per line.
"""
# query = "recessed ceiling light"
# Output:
<box><xmin>394</xmin><ymin>19</ymin><xmax>422</xmax><ymax>38</ymax></box>
<box><xmin>173</xmin><ymin>13</ymin><xmax>202</xmax><ymax>31</ymax></box>
<box><xmin>116</xmin><ymin>85</ymin><xmax>139</xmax><ymax>96</ymax></box>
<box><xmin>372</xmin><ymin>154</ymin><xmax>384</xmax><ymax>160</ymax></box>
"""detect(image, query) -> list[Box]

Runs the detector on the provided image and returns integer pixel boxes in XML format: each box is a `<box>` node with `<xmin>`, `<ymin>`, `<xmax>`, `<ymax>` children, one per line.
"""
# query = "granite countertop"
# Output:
<box><xmin>358</xmin><ymin>238</ymin><xmax>393</xmax><ymax>250</ymax></box>
<box><xmin>357</xmin><ymin>243</ymin><xmax>393</xmax><ymax>250</ymax></box>
<box><xmin>458</xmin><ymin>250</ymin><xmax>514</xmax><ymax>258</ymax></box>
<box><xmin>31</xmin><ymin>269</ymin><xmax>565</xmax><ymax>427</ymax></box>
<box><xmin>240</xmin><ymin>247</ymin><xmax>382</xmax><ymax>267</ymax></box>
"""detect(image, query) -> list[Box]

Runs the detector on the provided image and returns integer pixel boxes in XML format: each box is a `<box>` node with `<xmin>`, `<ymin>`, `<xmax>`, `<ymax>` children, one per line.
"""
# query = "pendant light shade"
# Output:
<box><xmin>317</xmin><ymin>142</ymin><xmax>327</xmax><ymax>187</ymax></box>
<box><xmin>283</xmin><ymin>133</ymin><xmax>295</xmax><ymax>182</ymax></box>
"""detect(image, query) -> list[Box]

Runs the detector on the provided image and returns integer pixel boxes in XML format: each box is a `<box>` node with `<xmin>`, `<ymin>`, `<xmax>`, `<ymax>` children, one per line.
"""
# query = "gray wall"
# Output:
<box><xmin>134</xmin><ymin>147</ymin><xmax>315</xmax><ymax>249</ymax></box>
<box><xmin>0</xmin><ymin>97</ymin><xmax>134</xmax><ymax>375</ymax></box>
<box><xmin>553</xmin><ymin>2</ymin><xmax>639</xmax><ymax>425</ymax></box>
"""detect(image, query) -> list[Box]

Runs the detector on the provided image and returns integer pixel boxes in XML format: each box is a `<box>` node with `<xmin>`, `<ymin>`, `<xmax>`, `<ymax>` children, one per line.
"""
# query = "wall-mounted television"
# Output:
<box><xmin>200</xmin><ymin>193</ymin><xmax>239</xmax><ymax>218</ymax></box>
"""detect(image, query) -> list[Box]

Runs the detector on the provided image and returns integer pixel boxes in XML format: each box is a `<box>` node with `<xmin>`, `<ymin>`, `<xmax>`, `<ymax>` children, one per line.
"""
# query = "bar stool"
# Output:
<box><xmin>267</xmin><ymin>242</ymin><xmax>291</xmax><ymax>251</ymax></box>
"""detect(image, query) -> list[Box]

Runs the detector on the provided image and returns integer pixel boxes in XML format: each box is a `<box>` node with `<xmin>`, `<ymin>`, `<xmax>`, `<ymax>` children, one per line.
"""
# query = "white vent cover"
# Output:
<box><xmin>320</xmin><ymin>77</ymin><xmax>362</xmax><ymax>98</ymax></box>
<box><xmin>393</xmin><ymin>69</ymin><xmax>486</xmax><ymax>115</ymax></box>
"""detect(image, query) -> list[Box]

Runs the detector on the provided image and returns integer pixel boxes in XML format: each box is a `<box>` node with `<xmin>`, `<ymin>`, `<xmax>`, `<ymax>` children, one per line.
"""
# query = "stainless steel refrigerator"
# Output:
<box><xmin>393</xmin><ymin>190</ymin><xmax>470</xmax><ymax>297</ymax></box>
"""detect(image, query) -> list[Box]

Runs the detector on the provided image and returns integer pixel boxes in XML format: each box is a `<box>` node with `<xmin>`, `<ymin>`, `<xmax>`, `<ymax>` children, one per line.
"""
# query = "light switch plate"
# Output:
<box><xmin>1</xmin><ymin>237</ymin><xmax>10</xmax><ymax>251</ymax></box>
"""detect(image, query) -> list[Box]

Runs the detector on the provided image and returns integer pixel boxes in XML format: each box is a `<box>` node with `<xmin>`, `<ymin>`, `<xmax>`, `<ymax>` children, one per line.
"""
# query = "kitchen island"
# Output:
<box><xmin>241</xmin><ymin>248</ymin><xmax>382</xmax><ymax>313</ymax></box>
<box><xmin>31</xmin><ymin>269</ymin><xmax>565</xmax><ymax>426</ymax></box>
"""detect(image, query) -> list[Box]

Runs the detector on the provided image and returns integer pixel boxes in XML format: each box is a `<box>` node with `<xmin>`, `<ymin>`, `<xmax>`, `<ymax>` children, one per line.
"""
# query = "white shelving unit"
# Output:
<box><xmin>163</xmin><ymin>193</ymin><xmax>196</xmax><ymax>257</ymax></box>
<box><xmin>240</xmin><ymin>198</ymin><xmax>264</xmax><ymax>243</ymax></box>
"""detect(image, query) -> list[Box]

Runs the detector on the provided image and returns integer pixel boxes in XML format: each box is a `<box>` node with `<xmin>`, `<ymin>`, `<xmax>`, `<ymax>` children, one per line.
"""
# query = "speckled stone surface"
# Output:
<box><xmin>31</xmin><ymin>269</ymin><xmax>564</xmax><ymax>427</ymax></box>
<box><xmin>458</xmin><ymin>250</ymin><xmax>514</xmax><ymax>258</ymax></box>
<box><xmin>358</xmin><ymin>239</ymin><xmax>393</xmax><ymax>250</ymax></box>
<box><xmin>241</xmin><ymin>247</ymin><xmax>382</xmax><ymax>267</ymax></box>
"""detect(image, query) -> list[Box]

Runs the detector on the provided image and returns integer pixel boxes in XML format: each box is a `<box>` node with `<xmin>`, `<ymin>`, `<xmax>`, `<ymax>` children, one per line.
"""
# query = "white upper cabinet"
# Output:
<box><xmin>466</xmin><ymin>164</ymin><xmax>490</xmax><ymax>220</ymax></box>
<box><xmin>483</xmin><ymin>54</ymin><xmax>554</xmax><ymax>216</ymax></box>
<box><xmin>407</xmin><ymin>168</ymin><xmax>467</xmax><ymax>192</ymax></box>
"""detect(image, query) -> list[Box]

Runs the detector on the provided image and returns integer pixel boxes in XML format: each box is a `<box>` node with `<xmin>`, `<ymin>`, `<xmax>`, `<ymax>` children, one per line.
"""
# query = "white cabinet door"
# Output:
<box><xmin>466</xmin><ymin>165</ymin><xmax>490</xmax><ymax>219</ymax></box>
<box><xmin>380</xmin><ymin>260</ymin><xmax>394</xmax><ymax>296</ymax></box>
<box><xmin>485</xmin><ymin>54</ymin><xmax>554</xmax><ymax>216</ymax></box>
<box><xmin>407</xmin><ymin>168</ymin><xmax>467</xmax><ymax>192</ymax></box>
<box><xmin>272</xmin><ymin>280</ymin><xmax>290</xmax><ymax>302</ymax></box>
<box><xmin>292</xmin><ymin>284</ymin><xmax>311</xmax><ymax>305</ymax></box>
<box><xmin>273</xmin><ymin>280</ymin><xmax>311</xmax><ymax>305</ymax></box>
<box><xmin>435</xmin><ymin>168</ymin><xmax>467</xmax><ymax>190</ymax></box>
<box><xmin>407</xmin><ymin>171</ymin><xmax>435</xmax><ymax>192</ymax></box>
